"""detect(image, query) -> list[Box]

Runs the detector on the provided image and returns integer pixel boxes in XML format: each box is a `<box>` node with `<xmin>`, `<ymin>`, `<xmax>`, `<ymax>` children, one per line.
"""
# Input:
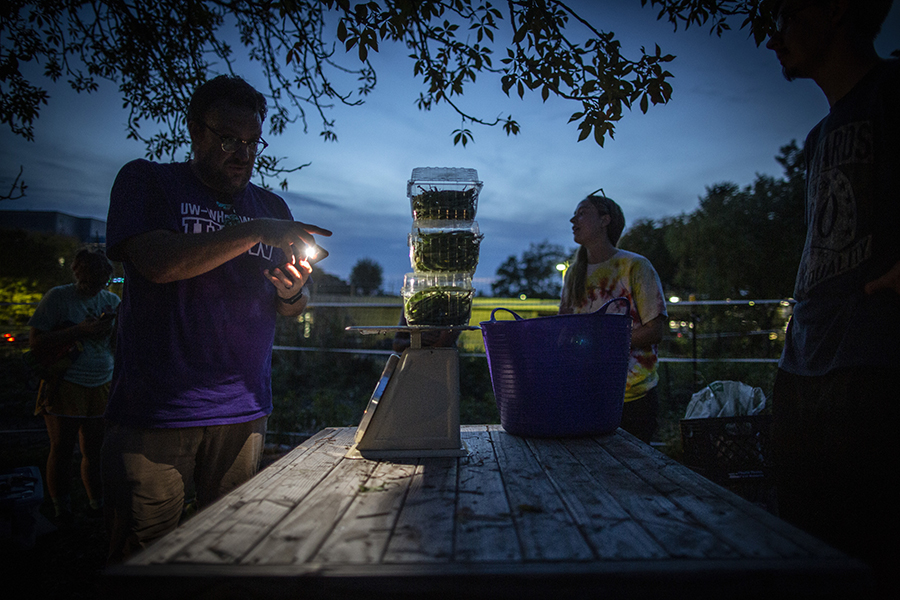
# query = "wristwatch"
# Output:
<box><xmin>278</xmin><ymin>285</ymin><xmax>306</xmax><ymax>305</ymax></box>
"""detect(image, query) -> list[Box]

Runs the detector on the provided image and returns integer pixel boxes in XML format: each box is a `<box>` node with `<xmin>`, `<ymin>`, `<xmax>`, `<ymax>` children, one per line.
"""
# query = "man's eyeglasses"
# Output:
<box><xmin>774</xmin><ymin>2</ymin><xmax>816</xmax><ymax>34</ymax></box>
<box><xmin>200</xmin><ymin>122</ymin><xmax>268</xmax><ymax>155</ymax></box>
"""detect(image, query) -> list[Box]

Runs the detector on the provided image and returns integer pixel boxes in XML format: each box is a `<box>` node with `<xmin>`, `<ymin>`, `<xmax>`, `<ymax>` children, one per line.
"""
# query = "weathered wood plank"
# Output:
<box><xmin>314</xmin><ymin>459</ymin><xmax>417</xmax><ymax>564</ymax></box>
<box><xmin>525</xmin><ymin>436</ymin><xmax>668</xmax><ymax>560</ymax></box>
<box><xmin>383</xmin><ymin>457</ymin><xmax>458</xmax><ymax>562</ymax></box>
<box><xmin>563</xmin><ymin>435</ymin><xmax>739</xmax><ymax>559</ymax></box>
<box><xmin>599</xmin><ymin>432</ymin><xmax>798</xmax><ymax>559</ymax></box>
<box><xmin>455</xmin><ymin>427</ymin><xmax>522</xmax><ymax>562</ymax></box>
<box><xmin>105</xmin><ymin>557</ymin><xmax>875</xmax><ymax>600</ymax></box>
<box><xmin>606</xmin><ymin>431</ymin><xmax>846</xmax><ymax>559</ymax></box>
<box><xmin>241</xmin><ymin>454</ymin><xmax>376</xmax><ymax>565</ymax></box>
<box><xmin>489</xmin><ymin>429</ymin><xmax>594</xmax><ymax>561</ymax></box>
<box><xmin>171</xmin><ymin>498</ymin><xmax>293</xmax><ymax>564</ymax></box>
<box><xmin>258</xmin><ymin>427</ymin><xmax>356</xmax><ymax>506</ymax></box>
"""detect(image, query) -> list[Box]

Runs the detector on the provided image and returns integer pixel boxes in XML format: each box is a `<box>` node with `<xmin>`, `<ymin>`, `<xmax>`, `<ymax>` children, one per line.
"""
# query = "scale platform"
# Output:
<box><xmin>345</xmin><ymin>326</ymin><xmax>478</xmax><ymax>459</ymax></box>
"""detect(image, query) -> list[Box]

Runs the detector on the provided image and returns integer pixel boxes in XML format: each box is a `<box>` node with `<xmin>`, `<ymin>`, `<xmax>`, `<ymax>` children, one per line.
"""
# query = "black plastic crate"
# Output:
<box><xmin>680</xmin><ymin>414</ymin><xmax>773</xmax><ymax>484</ymax></box>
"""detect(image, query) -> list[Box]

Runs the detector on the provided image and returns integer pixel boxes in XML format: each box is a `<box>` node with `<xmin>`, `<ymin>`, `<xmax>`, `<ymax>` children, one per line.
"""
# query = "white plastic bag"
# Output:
<box><xmin>684</xmin><ymin>380</ymin><xmax>767</xmax><ymax>419</ymax></box>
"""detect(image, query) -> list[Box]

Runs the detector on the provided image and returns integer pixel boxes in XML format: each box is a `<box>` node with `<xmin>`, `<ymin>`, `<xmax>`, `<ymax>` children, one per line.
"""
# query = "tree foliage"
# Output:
<box><xmin>0</xmin><ymin>228</ymin><xmax>81</xmax><ymax>289</ymax></box>
<box><xmin>617</xmin><ymin>215</ymin><xmax>678</xmax><ymax>287</ymax></box>
<box><xmin>642</xmin><ymin>0</ymin><xmax>778</xmax><ymax>44</ymax></box>
<box><xmin>620</xmin><ymin>140</ymin><xmax>805</xmax><ymax>300</ymax></box>
<box><xmin>2</xmin><ymin>0</ymin><xmax>778</xmax><ymax>198</ymax></box>
<box><xmin>612</xmin><ymin>140</ymin><xmax>804</xmax><ymax>397</ymax></box>
<box><xmin>491</xmin><ymin>240</ymin><xmax>570</xmax><ymax>299</ymax></box>
<box><xmin>349</xmin><ymin>257</ymin><xmax>383</xmax><ymax>295</ymax></box>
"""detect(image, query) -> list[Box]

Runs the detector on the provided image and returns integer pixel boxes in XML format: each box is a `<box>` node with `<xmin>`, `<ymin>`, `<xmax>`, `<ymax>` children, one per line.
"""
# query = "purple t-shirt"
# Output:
<box><xmin>105</xmin><ymin>159</ymin><xmax>291</xmax><ymax>428</ymax></box>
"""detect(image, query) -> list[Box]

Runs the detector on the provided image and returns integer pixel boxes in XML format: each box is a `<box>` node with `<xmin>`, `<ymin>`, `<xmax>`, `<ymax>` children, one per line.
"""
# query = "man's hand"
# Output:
<box><xmin>253</xmin><ymin>219</ymin><xmax>332</xmax><ymax>266</ymax></box>
<box><xmin>264</xmin><ymin>260</ymin><xmax>311</xmax><ymax>300</ymax></box>
<box><xmin>865</xmin><ymin>260</ymin><xmax>900</xmax><ymax>296</ymax></box>
<box><xmin>78</xmin><ymin>315</ymin><xmax>116</xmax><ymax>339</ymax></box>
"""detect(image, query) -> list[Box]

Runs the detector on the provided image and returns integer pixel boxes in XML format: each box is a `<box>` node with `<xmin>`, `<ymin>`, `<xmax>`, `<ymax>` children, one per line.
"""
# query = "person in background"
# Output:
<box><xmin>28</xmin><ymin>248</ymin><xmax>120</xmax><ymax>524</ymax></box>
<box><xmin>102</xmin><ymin>75</ymin><xmax>331</xmax><ymax>563</ymax></box>
<box><xmin>765</xmin><ymin>0</ymin><xmax>899</xmax><ymax>591</ymax></box>
<box><xmin>559</xmin><ymin>193</ymin><xmax>667</xmax><ymax>444</ymax></box>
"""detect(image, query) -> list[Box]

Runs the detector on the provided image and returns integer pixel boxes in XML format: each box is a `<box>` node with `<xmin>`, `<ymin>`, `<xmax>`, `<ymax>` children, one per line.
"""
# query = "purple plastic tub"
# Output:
<box><xmin>480</xmin><ymin>298</ymin><xmax>631</xmax><ymax>437</ymax></box>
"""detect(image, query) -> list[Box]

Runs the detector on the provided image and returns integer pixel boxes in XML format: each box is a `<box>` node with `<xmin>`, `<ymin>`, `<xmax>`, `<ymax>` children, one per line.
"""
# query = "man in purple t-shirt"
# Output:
<box><xmin>102</xmin><ymin>75</ymin><xmax>331</xmax><ymax>563</ymax></box>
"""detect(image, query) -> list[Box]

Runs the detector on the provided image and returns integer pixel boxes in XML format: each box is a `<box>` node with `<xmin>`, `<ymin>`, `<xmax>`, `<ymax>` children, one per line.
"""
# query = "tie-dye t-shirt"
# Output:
<box><xmin>561</xmin><ymin>250</ymin><xmax>667</xmax><ymax>402</ymax></box>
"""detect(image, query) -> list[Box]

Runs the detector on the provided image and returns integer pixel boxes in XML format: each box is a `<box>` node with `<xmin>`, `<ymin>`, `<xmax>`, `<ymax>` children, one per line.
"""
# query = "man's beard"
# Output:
<box><xmin>193</xmin><ymin>157</ymin><xmax>253</xmax><ymax>196</ymax></box>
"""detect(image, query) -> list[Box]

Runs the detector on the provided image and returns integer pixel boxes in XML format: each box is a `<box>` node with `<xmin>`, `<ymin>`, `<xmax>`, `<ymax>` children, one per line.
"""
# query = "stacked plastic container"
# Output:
<box><xmin>402</xmin><ymin>167</ymin><xmax>484</xmax><ymax>327</ymax></box>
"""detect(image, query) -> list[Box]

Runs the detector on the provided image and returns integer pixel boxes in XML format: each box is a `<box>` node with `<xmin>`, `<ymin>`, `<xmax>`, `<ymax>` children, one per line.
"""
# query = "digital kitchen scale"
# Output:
<box><xmin>344</xmin><ymin>325</ymin><xmax>477</xmax><ymax>459</ymax></box>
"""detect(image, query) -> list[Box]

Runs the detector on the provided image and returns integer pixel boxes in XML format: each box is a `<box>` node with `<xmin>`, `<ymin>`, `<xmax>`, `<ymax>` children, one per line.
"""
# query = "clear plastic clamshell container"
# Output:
<box><xmin>407</xmin><ymin>167</ymin><xmax>482</xmax><ymax>221</ymax></box>
<box><xmin>408</xmin><ymin>220</ymin><xmax>482</xmax><ymax>273</ymax></box>
<box><xmin>402</xmin><ymin>272</ymin><xmax>474</xmax><ymax>327</ymax></box>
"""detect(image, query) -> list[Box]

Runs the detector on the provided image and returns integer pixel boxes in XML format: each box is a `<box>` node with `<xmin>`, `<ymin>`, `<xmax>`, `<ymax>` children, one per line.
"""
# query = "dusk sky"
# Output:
<box><xmin>2</xmin><ymin>2</ymin><xmax>898</xmax><ymax>294</ymax></box>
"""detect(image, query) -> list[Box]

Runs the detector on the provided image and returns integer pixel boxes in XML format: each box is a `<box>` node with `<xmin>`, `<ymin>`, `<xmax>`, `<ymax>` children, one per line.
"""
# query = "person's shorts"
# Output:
<box><xmin>35</xmin><ymin>379</ymin><xmax>110</xmax><ymax>417</ymax></box>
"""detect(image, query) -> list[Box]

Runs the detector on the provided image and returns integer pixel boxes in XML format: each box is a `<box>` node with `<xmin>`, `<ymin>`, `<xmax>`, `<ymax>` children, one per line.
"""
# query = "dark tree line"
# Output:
<box><xmin>620</xmin><ymin>140</ymin><xmax>805</xmax><ymax>301</ymax></box>
<box><xmin>491</xmin><ymin>240</ymin><xmax>570</xmax><ymax>299</ymax></box>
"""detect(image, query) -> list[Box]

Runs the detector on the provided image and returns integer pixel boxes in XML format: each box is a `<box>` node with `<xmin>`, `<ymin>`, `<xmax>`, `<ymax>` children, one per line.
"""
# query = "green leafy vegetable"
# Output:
<box><xmin>404</xmin><ymin>287</ymin><xmax>474</xmax><ymax>326</ymax></box>
<box><xmin>411</xmin><ymin>187</ymin><xmax>478</xmax><ymax>220</ymax></box>
<box><xmin>412</xmin><ymin>230</ymin><xmax>482</xmax><ymax>272</ymax></box>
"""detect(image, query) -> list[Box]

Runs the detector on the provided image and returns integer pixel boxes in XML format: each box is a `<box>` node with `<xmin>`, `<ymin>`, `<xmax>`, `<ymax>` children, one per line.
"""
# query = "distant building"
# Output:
<box><xmin>0</xmin><ymin>210</ymin><xmax>106</xmax><ymax>244</ymax></box>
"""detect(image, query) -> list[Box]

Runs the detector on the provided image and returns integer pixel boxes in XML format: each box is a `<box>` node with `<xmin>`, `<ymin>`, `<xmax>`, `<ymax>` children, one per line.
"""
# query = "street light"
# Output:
<box><xmin>556</xmin><ymin>262</ymin><xmax>568</xmax><ymax>287</ymax></box>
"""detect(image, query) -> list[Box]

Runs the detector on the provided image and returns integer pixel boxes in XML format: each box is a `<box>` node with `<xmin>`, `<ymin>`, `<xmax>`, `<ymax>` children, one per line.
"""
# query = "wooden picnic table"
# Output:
<box><xmin>103</xmin><ymin>425</ymin><xmax>873</xmax><ymax>599</ymax></box>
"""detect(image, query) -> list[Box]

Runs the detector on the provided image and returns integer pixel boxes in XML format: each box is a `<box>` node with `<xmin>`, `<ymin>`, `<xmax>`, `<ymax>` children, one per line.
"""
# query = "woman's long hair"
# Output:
<box><xmin>562</xmin><ymin>194</ymin><xmax>625</xmax><ymax>309</ymax></box>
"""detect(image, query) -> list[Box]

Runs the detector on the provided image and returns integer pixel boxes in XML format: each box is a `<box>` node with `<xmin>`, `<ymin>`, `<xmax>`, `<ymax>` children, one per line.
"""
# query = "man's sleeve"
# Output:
<box><xmin>106</xmin><ymin>160</ymin><xmax>176</xmax><ymax>262</ymax></box>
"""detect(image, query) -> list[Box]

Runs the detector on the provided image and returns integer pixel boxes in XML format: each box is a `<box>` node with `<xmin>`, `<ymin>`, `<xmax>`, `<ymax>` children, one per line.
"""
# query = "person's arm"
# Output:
<box><xmin>121</xmin><ymin>218</ymin><xmax>331</xmax><ymax>284</ymax></box>
<box><xmin>631</xmin><ymin>314</ymin><xmax>665</xmax><ymax>350</ymax></box>
<box><xmin>865</xmin><ymin>260</ymin><xmax>900</xmax><ymax>296</ymax></box>
<box><xmin>30</xmin><ymin>318</ymin><xmax>113</xmax><ymax>353</ymax></box>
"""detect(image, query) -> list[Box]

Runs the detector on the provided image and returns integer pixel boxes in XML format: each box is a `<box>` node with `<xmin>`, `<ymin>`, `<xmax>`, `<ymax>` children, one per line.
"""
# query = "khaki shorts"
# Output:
<box><xmin>101</xmin><ymin>416</ymin><xmax>267</xmax><ymax>563</ymax></box>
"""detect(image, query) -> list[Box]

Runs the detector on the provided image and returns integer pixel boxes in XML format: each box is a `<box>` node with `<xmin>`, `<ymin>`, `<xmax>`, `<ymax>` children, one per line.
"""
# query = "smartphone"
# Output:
<box><xmin>303</xmin><ymin>244</ymin><xmax>329</xmax><ymax>265</ymax></box>
<box><xmin>277</xmin><ymin>245</ymin><xmax>328</xmax><ymax>271</ymax></box>
<box><xmin>99</xmin><ymin>311</ymin><xmax>117</xmax><ymax>322</ymax></box>
<box><xmin>274</xmin><ymin>245</ymin><xmax>328</xmax><ymax>282</ymax></box>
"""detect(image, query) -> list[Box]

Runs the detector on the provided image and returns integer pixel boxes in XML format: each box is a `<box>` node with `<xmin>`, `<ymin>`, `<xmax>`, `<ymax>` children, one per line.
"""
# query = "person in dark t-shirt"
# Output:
<box><xmin>766</xmin><ymin>1</ymin><xmax>899</xmax><ymax>592</ymax></box>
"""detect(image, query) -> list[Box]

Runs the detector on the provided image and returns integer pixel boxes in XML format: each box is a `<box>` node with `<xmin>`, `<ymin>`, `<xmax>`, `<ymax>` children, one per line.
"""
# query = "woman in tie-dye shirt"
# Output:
<box><xmin>560</xmin><ymin>193</ymin><xmax>667</xmax><ymax>443</ymax></box>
